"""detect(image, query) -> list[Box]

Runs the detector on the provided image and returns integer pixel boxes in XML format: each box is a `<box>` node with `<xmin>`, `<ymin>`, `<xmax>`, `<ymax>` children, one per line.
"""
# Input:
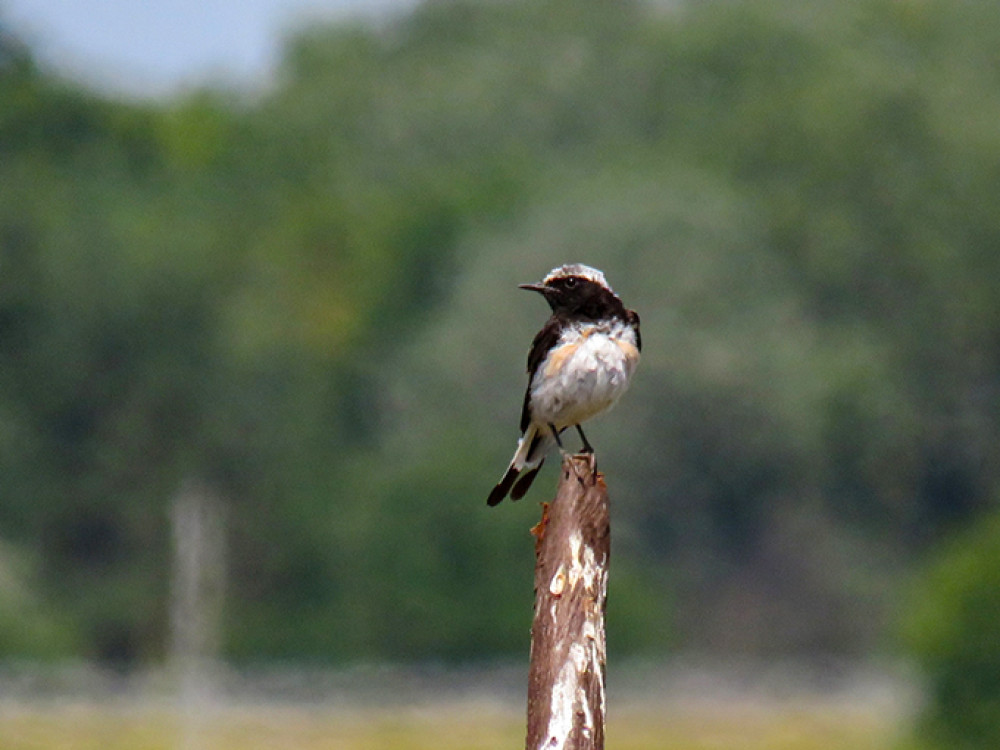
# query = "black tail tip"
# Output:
<box><xmin>487</xmin><ymin>466</ymin><xmax>519</xmax><ymax>506</ymax></box>
<box><xmin>486</xmin><ymin>484</ymin><xmax>506</xmax><ymax>507</ymax></box>
<box><xmin>510</xmin><ymin>463</ymin><xmax>542</xmax><ymax>500</ymax></box>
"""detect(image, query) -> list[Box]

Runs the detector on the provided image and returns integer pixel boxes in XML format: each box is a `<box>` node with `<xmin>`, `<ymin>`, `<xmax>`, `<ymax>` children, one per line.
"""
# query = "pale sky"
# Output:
<box><xmin>4</xmin><ymin>0</ymin><xmax>420</xmax><ymax>96</ymax></box>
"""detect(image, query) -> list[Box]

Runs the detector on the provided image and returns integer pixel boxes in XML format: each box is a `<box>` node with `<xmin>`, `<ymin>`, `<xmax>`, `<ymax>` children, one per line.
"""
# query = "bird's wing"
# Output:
<box><xmin>627</xmin><ymin>309</ymin><xmax>642</xmax><ymax>351</ymax></box>
<box><xmin>520</xmin><ymin>316</ymin><xmax>563</xmax><ymax>432</ymax></box>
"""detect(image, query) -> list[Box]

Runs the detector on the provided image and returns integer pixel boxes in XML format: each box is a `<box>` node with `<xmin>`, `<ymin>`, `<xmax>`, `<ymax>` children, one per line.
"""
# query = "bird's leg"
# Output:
<box><xmin>549</xmin><ymin>423</ymin><xmax>570</xmax><ymax>457</ymax></box>
<box><xmin>573</xmin><ymin>424</ymin><xmax>598</xmax><ymax>478</ymax></box>
<box><xmin>575</xmin><ymin>424</ymin><xmax>594</xmax><ymax>454</ymax></box>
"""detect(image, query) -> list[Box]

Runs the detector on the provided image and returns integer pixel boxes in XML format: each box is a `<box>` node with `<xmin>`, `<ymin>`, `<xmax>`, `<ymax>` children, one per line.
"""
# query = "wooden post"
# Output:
<box><xmin>170</xmin><ymin>479</ymin><xmax>226</xmax><ymax>750</ymax></box>
<box><xmin>525</xmin><ymin>453</ymin><xmax>609</xmax><ymax>750</ymax></box>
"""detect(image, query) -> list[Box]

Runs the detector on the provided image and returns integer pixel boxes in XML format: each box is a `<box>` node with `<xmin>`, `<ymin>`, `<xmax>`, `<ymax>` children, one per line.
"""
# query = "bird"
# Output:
<box><xmin>487</xmin><ymin>263</ymin><xmax>641</xmax><ymax>506</ymax></box>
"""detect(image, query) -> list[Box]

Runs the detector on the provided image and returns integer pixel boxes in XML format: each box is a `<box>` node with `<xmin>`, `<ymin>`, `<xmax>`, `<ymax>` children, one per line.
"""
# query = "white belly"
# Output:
<box><xmin>529</xmin><ymin>321</ymin><xmax>639</xmax><ymax>429</ymax></box>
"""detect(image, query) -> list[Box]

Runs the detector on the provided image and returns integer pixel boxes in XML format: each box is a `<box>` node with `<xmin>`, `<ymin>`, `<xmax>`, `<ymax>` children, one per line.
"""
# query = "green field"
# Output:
<box><xmin>0</xmin><ymin>700</ymin><xmax>906</xmax><ymax>750</ymax></box>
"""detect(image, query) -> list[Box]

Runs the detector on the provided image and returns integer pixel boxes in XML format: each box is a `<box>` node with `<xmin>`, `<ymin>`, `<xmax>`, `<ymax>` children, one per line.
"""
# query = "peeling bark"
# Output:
<box><xmin>525</xmin><ymin>454</ymin><xmax>609</xmax><ymax>750</ymax></box>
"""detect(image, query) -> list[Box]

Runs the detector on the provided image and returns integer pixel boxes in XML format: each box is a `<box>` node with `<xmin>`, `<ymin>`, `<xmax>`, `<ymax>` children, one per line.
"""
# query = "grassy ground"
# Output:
<box><xmin>0</xmin><ymin>699</ymin><xmax>905</xmax><ymax>750</ymax></box>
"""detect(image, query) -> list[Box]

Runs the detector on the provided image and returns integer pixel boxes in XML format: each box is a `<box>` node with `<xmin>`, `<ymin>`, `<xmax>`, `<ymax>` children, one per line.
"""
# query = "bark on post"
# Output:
<box><xmin>525</xmin><ymin>453</ymin><xmax>609</xmax><ymax>750</ymax></box>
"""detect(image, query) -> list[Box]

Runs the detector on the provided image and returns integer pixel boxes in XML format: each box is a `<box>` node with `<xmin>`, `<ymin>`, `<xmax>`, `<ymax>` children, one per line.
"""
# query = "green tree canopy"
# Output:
<box><xmin>3</xmin><ymin>0</ymin><xmax>1000</xmax><ymax>665</ymax></box>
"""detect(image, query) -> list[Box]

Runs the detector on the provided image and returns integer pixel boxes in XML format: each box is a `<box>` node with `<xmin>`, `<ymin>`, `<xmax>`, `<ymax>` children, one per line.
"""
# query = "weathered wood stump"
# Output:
<box><xmin>525</xmin><ymin>453</ymin><xmax>609</xmax><ymax>750</ymax></box>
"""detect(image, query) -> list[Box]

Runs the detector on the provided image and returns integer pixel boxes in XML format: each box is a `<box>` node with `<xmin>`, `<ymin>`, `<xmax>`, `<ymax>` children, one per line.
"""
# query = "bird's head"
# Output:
<box><xmin>519</xmin><ymin>264</ymin><xmax>618</xmax><ymax>317</ymax></box>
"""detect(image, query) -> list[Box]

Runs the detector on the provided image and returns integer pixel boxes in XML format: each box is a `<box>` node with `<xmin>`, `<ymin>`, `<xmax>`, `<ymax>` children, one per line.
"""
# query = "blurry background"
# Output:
<box><xmin>2</xmin><ymin>0</ymin><xmax>1000</xmax><ymax>748</ymax></box>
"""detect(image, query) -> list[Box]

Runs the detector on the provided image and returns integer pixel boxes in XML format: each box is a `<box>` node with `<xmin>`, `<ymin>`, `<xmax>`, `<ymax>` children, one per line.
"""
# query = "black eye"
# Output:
<box><xmin>564</xmin><ymin>278</ymin><xmax>577</xmax><ymax>288</ymax></box>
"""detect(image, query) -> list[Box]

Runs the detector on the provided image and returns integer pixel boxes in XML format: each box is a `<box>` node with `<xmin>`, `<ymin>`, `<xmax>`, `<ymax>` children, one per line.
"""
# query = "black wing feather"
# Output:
<box><xmin>627</xmin><ymin>309</ymin><xmax>641</xmax><ymax>351</ymax></box>
<box><xmin>520</xmin><ymin>316</ymin><xmax>563</xmax><ymax>432</ymax></box>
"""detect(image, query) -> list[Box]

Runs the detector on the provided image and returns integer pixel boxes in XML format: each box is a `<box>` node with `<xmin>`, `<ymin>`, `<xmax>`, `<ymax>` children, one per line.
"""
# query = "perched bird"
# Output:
<box><xmin>487</xmin><ymin>264</ymin><xmax>641</xmax><ymax>506</ymax></box>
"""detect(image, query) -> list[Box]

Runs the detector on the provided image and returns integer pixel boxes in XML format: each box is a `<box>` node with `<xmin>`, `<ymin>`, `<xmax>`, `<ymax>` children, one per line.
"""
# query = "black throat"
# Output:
<box><xmin>548</xmin><ymin>278</ymin><xmax>628</xmax><ymax>323</ymax></box>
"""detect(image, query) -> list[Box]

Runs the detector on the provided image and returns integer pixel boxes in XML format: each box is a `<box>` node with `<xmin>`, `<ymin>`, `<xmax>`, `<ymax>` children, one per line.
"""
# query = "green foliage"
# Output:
<box><xmin>4</xmin><ymin>0</ymin><xmax>1000</xmax><ymax>666</ymax></box>
<box><xmin>0</xmin><ymin>541</ymin><xmax>77</xmax><ymax>659</ymax></box>
<box><xmin>902</xmin><ymin>510</ymin><xmax>1000</xmax><ymax>749</ymax></box>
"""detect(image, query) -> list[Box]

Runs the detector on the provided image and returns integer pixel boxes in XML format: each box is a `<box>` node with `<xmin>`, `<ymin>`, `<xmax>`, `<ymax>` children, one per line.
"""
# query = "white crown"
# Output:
<box><xmin>542</xmin><ymin>264</ymin><xmax>612</xmax><ymax>292</ymax></box>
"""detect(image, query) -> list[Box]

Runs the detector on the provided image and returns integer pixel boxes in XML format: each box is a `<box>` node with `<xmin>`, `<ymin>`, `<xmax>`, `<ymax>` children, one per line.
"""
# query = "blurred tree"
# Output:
<box><xmin>903</xmin><ymin>510</ymin><xmax>1000</xmax><ymax>749</ymax></box>
<box><xmin>3</xmin><ymin>0</ymin><xmax>1000</xmax><ymax>665</ymax></box>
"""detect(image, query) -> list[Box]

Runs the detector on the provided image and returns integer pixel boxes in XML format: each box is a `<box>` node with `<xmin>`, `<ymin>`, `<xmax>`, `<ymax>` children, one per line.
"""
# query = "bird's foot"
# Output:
<box><xmin>563</xmin><ymin>451</ymin><xmax>598</xmax><ymax>483</ymax></box>
<box><xmin>575</xmin><ymin>424</ymin><xmax>595</xmax><ymax>454</ymax></box>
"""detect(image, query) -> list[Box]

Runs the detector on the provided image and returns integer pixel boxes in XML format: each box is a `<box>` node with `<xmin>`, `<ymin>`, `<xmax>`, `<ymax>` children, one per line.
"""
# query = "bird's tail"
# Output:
<box><xmin>487</xmin><ymin>425</ymin><xmax>553</xmax><ymax>506</ymax></box>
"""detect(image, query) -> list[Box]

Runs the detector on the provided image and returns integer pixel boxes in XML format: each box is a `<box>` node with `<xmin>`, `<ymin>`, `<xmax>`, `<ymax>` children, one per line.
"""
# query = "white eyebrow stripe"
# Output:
<box><xmin>542</xmin><ymin>264</ymin><xmax>612</xmax><ymax>293</ymax></box>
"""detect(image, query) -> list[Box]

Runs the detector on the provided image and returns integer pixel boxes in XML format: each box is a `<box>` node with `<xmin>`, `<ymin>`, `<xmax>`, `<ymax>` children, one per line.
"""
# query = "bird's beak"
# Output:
<box><xmin>518</xmin><ymin>282</ymin><xmax>549</xmax><ymax>295</ymax></box>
